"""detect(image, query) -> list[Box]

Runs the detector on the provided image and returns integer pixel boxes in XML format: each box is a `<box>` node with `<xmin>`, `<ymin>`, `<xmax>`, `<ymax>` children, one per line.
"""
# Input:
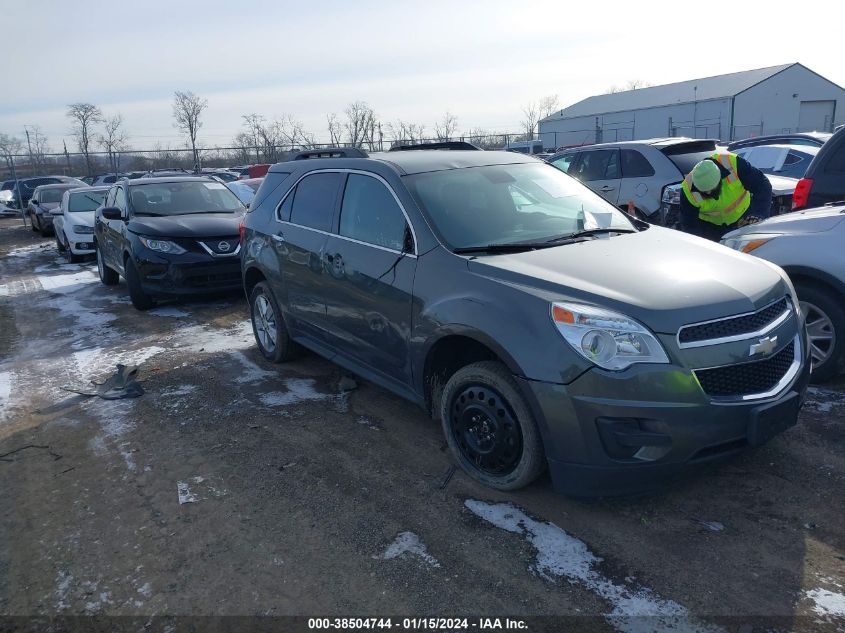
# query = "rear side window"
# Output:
<box><xmin>621</xmin><ymin>150</ymin><xmax>655</xmax><ymax>178</ymax></box>
<box><xmin>824</xmin><ymin>144</ymin><xmax>845</xmax><ymax>174</ymax></box>
<box><xmin>289</xmin><ymin>172</ymin><xmax>342</xmax><ymax>232</ymax></box>
<box><xmin>573</xmin><ymin>149</ymin><xmax>619</xmax><ymax>181</ymax></box>
<box><xmin>339</xmin><ymin>174</ymin><xmax>408</xmax><ymax>251</ymax></box>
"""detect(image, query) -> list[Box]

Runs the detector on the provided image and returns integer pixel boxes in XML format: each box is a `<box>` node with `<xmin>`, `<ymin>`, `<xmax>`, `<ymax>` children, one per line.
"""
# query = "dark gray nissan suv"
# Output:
<box><xmin>240</xmin><ymin>144</ymin><xmax>810</xmax><ymax>496</ymax></box>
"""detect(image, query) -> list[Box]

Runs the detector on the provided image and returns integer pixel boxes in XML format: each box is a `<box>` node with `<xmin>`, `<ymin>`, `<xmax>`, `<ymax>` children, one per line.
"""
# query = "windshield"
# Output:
<box><xmin>129</xmin><ymin>181</ymin><xmax>244</xmax><ymax>216</ymax></box>
<box><xmin>403</xmin><ymin>163</ymin><xmax>633</xmax><ymax>249</ymax></box>
<box><xmin>68</xmin><ymin>190</ymin><xmax>107</xmax><ymax>212</ymax></box>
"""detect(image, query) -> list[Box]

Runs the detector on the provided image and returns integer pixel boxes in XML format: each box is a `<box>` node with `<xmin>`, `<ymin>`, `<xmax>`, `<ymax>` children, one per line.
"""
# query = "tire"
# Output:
<box><xmin>31</xmin><ymin>213</ymin><xmax>39</xmax><ymax>232</ymax></box>
<box><xmin>796</xmin><ymin>282</ymin><xmax>845</xmax><ymax>383</ymax></box>
<box><xmin>96</xmin><ymin>243</ymin><xmax>119</xmax><ymax>286</ymax></box>
<box><xmin>55</xmin><ymin>232</ymin><xmax>66</xmax><ymax>253</ymax></box>
<box><xmin>39</xmin><ymin>220</ymin><xmax>51</xmax><ymax>237</ymax></box>
<box><xmin>249</xmin><ymin>281</ymin><xmax>300</xmax><ymax>362</ymax></box>
<box><xmin>440</xmin><ymin>360</ymin><xmax>546</xmax><ymax>490</ymax></box>
<box><xmin>125</xmin><ymin>257</ymin><xmax>155</xmax><ymax>311</ymax></box>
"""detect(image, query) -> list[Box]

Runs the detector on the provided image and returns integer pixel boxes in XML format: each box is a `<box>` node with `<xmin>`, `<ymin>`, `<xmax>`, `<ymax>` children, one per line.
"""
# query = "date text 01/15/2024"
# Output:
<box><xmin>307</xmin><ymin>618</ymin><xmax>528</xmax><ymax>630</ymax></box>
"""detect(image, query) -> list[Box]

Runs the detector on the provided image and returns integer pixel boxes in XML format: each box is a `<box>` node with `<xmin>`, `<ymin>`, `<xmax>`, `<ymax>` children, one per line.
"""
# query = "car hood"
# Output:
<box><xmin>67</xmin><ymin>211</ymin><xmax>96</xmax><ymax>227</ymax></box>
<box><xmin>465</xmin><ymin>226</ymin><xmax>788</xmax><ymax>334</ymax></box>
<box><xmin>127</xmin><ymin>212</ymin><xmax>243</xmax><ymax>238</ymax></box>
<box><xmin>724</xmin><ymin>205</ymin><xmax>845</xmax><ymax>238</ymax></box>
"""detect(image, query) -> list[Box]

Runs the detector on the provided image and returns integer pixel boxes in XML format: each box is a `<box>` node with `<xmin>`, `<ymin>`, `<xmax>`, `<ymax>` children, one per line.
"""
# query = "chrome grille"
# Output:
<box><xmin>694</xmin><ymin>341</ymin><xmax>796</xmax><ymax>399</ymax></box>
<box><xmin>679</xmin><ymin>298</ymin><xmax>790</xmax><ymax>346</ymax></box>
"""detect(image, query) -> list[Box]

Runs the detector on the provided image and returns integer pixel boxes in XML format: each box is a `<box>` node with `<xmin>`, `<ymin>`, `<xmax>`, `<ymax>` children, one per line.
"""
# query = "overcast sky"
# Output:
<box><xmin>3</xmin><ymin>0</ymin><xmax>843</xmax><ymax>154</ymax></box>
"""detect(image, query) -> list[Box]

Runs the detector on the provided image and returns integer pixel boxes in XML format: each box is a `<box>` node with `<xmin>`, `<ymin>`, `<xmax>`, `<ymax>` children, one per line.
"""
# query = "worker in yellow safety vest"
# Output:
<box><xmin>680</xmin><ymin>152</ymin><xmax>772</xmax><ymax>241</ymax></box>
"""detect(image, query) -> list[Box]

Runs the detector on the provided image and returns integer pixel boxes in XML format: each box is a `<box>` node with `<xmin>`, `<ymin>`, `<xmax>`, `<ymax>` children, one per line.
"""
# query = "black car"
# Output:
<box><xmin>5</xmin><ymin>176</ymin><xmax>84</xmax><ymax>210</ymax></box>
<box><xmin>727</xmin><ymin>132</ymin><xmax>831</xmax><ymax>151</ymax></box>
<box><xmin>27</xmin><ymin>183</ymin><xmax>87</xmax><ymax>236</ymax></box>
<box><xmin>241</xmin><ymin>145</ymin><xmax>808</xmax><ymax>496</ymax></box>
<box><xmin>792</xmin><ymin>125</ymin><xmax>845</xmax><ymax>210</ymax></box>
<box><xmin>94</xmin><ymin>176</ymin><xmax>246</xmax><ymax>310</ymax></box>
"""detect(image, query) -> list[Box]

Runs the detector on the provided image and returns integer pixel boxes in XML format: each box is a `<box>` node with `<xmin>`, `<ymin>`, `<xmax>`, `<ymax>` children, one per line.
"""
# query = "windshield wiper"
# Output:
<box><xmin>453</xmin><ymin>240</ymin><xmax>584</xmax><ymax>254</ymax></box>
<box><xmin>545</xmin><ymin>227</ymin><xmax>637</xmax><ymax>243</ymax></box>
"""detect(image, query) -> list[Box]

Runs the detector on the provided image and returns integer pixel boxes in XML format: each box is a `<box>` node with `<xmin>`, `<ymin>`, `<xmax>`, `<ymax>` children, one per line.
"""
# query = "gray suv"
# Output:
<box><xmin>241</xmin><ymin>145</ymin><xmax>810</xmax><ymax>496</ymax></box>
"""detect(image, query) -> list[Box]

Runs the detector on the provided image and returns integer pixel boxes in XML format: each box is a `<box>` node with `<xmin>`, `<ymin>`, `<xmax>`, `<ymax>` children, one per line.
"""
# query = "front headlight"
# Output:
<box><xmin>721</xmin><ymin>233</ymin><xmax>778</xmax><ymax>253</ymax></box>
<box><xmin>551</xmin><ymin>302</ymin><xmax>670</xmax><ymax>371</ymax></box>
<box><xmin>138</xmin><ymin>237</ymin><xmax>187</xmax><ymax>254</ymax></box>
<box><xmin>71</xmin><ymin>225</ymin><xmax>94</xmax><ymax>234</ymax></box>
<box><xmin>661</xmin><ymin>186</ymin><xmax>681</xmax><ymax>205</ymax></box>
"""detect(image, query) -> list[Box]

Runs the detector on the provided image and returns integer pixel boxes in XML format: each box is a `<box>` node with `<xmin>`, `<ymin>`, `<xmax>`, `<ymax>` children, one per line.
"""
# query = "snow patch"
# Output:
<box><xmin>38</xmin><ymin>270</ymin><xmax>98</xmax><ymax>294</ymax></box>
<box><xmin>376</xmin><ymin>532</ymin><xmax>440</xmax><ymax>568</ymax></box>
<box><xmin>806</xmin><ymin>588</ymin><xmax>845</xmax><ymax>618</ymax></box>
<box><xmin>232</xmin><ymin>351</ymin><xmax>274</xmax><ymax>384</ymax></box>
<box><xmin>177</xmin><ymin>476</ymin><xmax>225</xmax><ymax>504</ymax></box>
<box><xmin>173</xmin><ymin>319</ymin><xmax>255</xmax><ymax>354</ymax></box>
<box><xmin>8</xmin><ymin>242</ymin><xmax>52</xmax><ymax>257</ymax></box>
<box><xmin>465</xmin><ymin>500</ymin><xmax>721</xmax><ymax>633</ymax></box>
<box><xmin>260</xmin><ymin>379</ymin><xmax>328</xmax><ymax>407</ymax></box>
<box><xmin>55</xmin><ymin>570</ymin><xmax>73</xmax><ymax>611</ymax></box>
<box><xmin>160</xmin><ymin>385</ymin><xmax>197</xmax><ymax>398</ymax></box>
<box><xmin>137</xmin><ymin>582</ymin><xmax>152</xmax><ymax>598</ymax></box>
<box><xmin>0</xmin><ymin>371</ymin><xmax>12</xmax><ymax>424</ymax></box>
<box><xmin>73</xmin><ymin>346</ymin><xmax>164</xmax><ymax>381</ymax></box>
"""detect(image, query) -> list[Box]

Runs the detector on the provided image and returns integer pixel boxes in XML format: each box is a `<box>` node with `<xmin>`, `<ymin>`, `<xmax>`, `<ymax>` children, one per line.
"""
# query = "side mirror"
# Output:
<box><xmin>101</xmin><ymin>206</ymin><xmax>123</xmax><ymax>220</ymax></box>
<box><xmin>50</xmin><ymin>208</ymin><xmax>63</xmax><ymax>216</ymax></box>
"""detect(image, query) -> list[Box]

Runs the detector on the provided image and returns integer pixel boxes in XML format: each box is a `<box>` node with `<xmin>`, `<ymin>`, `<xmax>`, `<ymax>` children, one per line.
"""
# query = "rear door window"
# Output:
<box><xmin>289</xmin><ymin>172</ymin><xmax>343</xmax><ymax>232</ymax></box>
<box><xmin>574</xmin><ymin>149</ymin><xmax>619</xmax><ymax>181</ymax></box>
<box><xmin>339</xmin><ymin>174</ymin><xmax>408</xmax><ymax>251</ymax></box>
<box><xmin>621</xmin><ymin>149</ymin><xmax>655</xmax><ymax>177</ymax></box>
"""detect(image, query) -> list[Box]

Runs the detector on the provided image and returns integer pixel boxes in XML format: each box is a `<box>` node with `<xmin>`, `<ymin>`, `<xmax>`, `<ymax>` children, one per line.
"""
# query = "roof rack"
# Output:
<box><xmin>389</xmin><ymin>141</ymin><xmax>481</xmax><ymax>152</ymax></box>
<box><xmin>293</xmin><ymin>148</ymin><xmax>368</xmax><ymax>160</ymax></box>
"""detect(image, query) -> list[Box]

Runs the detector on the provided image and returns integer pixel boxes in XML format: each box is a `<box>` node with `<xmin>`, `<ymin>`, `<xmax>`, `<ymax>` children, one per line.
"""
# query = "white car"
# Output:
<box><xmin>722</xmin><ymin>203</ymin><xmax>845</xmax><ymax>382</ymax></box>
<box><xmin>52</xmin><ymin>186</ymin><xmax>110</xmax><ymax>262</ymax></box>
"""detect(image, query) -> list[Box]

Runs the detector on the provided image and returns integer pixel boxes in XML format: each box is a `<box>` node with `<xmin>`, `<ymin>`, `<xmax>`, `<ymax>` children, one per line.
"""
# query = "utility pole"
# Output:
<box><xmin>63</xmin><ymin>140</ymin><xmax>72</xmax><ymax>175</ymax></box>
<box><xmin>24</xmin><ymin>126</ymin><xmax>34</xmax><ymax>176</ymax></box>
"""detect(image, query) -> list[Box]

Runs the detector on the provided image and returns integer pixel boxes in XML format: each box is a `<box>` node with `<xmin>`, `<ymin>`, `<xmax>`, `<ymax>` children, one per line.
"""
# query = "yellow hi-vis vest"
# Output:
<box><xmin>681</xmin><ymin>152</ymin><xmax>751</xmax><ymax>226</ymax></box>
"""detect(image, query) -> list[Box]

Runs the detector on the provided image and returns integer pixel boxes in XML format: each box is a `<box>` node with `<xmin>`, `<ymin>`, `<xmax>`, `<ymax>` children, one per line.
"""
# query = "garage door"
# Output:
<box><xmin>798</xmin><ymin>100</ymin><xmax>835</xmax><ymax>133</ymax></box>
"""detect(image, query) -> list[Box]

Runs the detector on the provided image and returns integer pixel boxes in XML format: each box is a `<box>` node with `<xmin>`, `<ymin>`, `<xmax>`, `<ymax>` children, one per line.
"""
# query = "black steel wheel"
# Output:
<box><xmin>440</xmin><ymin>361</ymin><xmax>545</xmax><ymax>490</ymax></box>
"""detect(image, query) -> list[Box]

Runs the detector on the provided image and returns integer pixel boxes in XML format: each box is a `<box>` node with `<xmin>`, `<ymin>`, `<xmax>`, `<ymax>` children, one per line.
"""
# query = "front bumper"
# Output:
<box><xmin>135</xmin><ymin>248</ymin><xmax>242</xmax><ymax>296</ymax></box>
<box><xmin>519</xmin><ymin>344</ymin><xmax>811</xmax><ymax>497</ymax></box>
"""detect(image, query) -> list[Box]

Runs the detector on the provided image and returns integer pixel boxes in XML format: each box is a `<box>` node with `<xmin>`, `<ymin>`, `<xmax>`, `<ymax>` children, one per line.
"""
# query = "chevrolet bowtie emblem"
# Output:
<box><xmin>749</xmin><ymin>336</ymin><xmax>778</xmax><ymax>357</ymax></box>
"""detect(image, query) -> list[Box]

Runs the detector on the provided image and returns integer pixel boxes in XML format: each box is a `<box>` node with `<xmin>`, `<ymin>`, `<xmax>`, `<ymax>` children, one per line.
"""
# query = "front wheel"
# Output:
<box><xmin>96</xmin><ymin>244</ymin><xmax>119</xmax><ymax>286</ymax></box>
<box><xmin>249</xmin><ymin>281</ymin><xmax>300</xmax><ymax>362</ymax></box>
<box><xmin>125</xmin><ymin>258</ymin><xmax>155</xmax><ymax>311</ymax></box>
<box><xmin>796</xmin><ymin>282</ymin><xmax>845</xmax><ymax>383</ymax></box>
<box><xmin>440</xmin><ymin>361</ymin><xmax>546</xmax><ymax>491</ymax></box>
<box><xmin>31</xmin><ymin>213</ymin><xmax>39</xmax><ymax>232</ymax></box>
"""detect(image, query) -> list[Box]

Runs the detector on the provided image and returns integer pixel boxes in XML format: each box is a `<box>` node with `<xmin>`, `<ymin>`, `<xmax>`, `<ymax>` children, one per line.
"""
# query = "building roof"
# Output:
<box><xmin>543</xmin><ymin>64</ymin><xmax>796</xmax><ymax>122</ymax></box>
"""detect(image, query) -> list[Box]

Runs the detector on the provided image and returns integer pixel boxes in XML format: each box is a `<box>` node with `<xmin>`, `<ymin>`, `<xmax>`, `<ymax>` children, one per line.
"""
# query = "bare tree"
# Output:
<box><xmin>538</xmin><ymin>95</ymin><xmax>560</xmax><ymax>119</ymax></box>
<box><xmin>231</xmin><ymin>132</ymin><xmax>255</xmax><ymax>164</ymax></box>
<box><xmin>327</xmin><ymin>113</ymin><xmax>342</xmax><ymax>146</ymax></box>
<box><xmin>344</xmin><ymin>101</ymin><xmax>378</xmax><ymax>149</ymax></box>
<box><xmin>464</xmin><ymin>128</ymin><xmax>503</xmax><ymax>150</ymax></box>
<box><xmin>387</xmin><ymin>120</ymin><xmax>426</xmax><ymax>145</ymax></box>
<box><xmin>434</xmin><ymin>112</ymin><xmax>459</xmax><ymax>141</ymax></box>
<box><xmin>67</xmin><ymin>102</ymin><xmax>103</xmax><ymax>176</ymax></box>
<box><xmin>29</xmin><ymin>126</ymin><xmax>50</xmax><ymax>175</ymax></box>
<box><xmin>172</xmin><ymin>91</ymin><xmax>208</xmax><ymax>170</ymax></box>
<box><xmin>521</xmin><ymin>101</ymin><xmax>541</xmax><ymax>140</ymax></box>
<box><xmin>241</xmin><ymin>113</ymin><xmax>264</xmax><ymax>162</ymax></box>
<box><xmin>98</xmin><ymin>115</ymin><xmax>128</xmax><ymax>173</ymax></box>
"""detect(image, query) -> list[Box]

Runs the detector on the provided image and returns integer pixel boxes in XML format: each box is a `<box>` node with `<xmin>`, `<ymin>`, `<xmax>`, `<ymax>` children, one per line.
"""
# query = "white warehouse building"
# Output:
<box><xmin>538</xmin><ymin>63</ymin><xmax>845</xmax><ymax>149</ymax></box>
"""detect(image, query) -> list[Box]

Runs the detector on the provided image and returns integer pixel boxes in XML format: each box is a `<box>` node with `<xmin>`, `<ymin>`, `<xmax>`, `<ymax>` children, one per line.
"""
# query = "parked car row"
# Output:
<box><xmin>26</xmin><ymin>141</ymin><xmax>841</xmax><ymax>498</ymax></box>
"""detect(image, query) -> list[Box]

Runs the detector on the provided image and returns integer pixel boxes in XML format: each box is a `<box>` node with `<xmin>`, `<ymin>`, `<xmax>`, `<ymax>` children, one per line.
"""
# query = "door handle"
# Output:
<box><xmin>271</xmin><ymin>233</ymin><xmax>285</xmax><ymax>243</ymax></box>
<box><xmin>599</xmin><ymin>186</ymin><xmax>615</xmax><ymax>192</ymax></box>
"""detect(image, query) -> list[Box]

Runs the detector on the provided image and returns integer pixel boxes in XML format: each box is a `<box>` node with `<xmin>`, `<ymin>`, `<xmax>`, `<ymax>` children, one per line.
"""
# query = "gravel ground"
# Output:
<box><xmin>0</xmin><ymin>216</ymin><xmax>843</xmax><ymax>632</ymax></box>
